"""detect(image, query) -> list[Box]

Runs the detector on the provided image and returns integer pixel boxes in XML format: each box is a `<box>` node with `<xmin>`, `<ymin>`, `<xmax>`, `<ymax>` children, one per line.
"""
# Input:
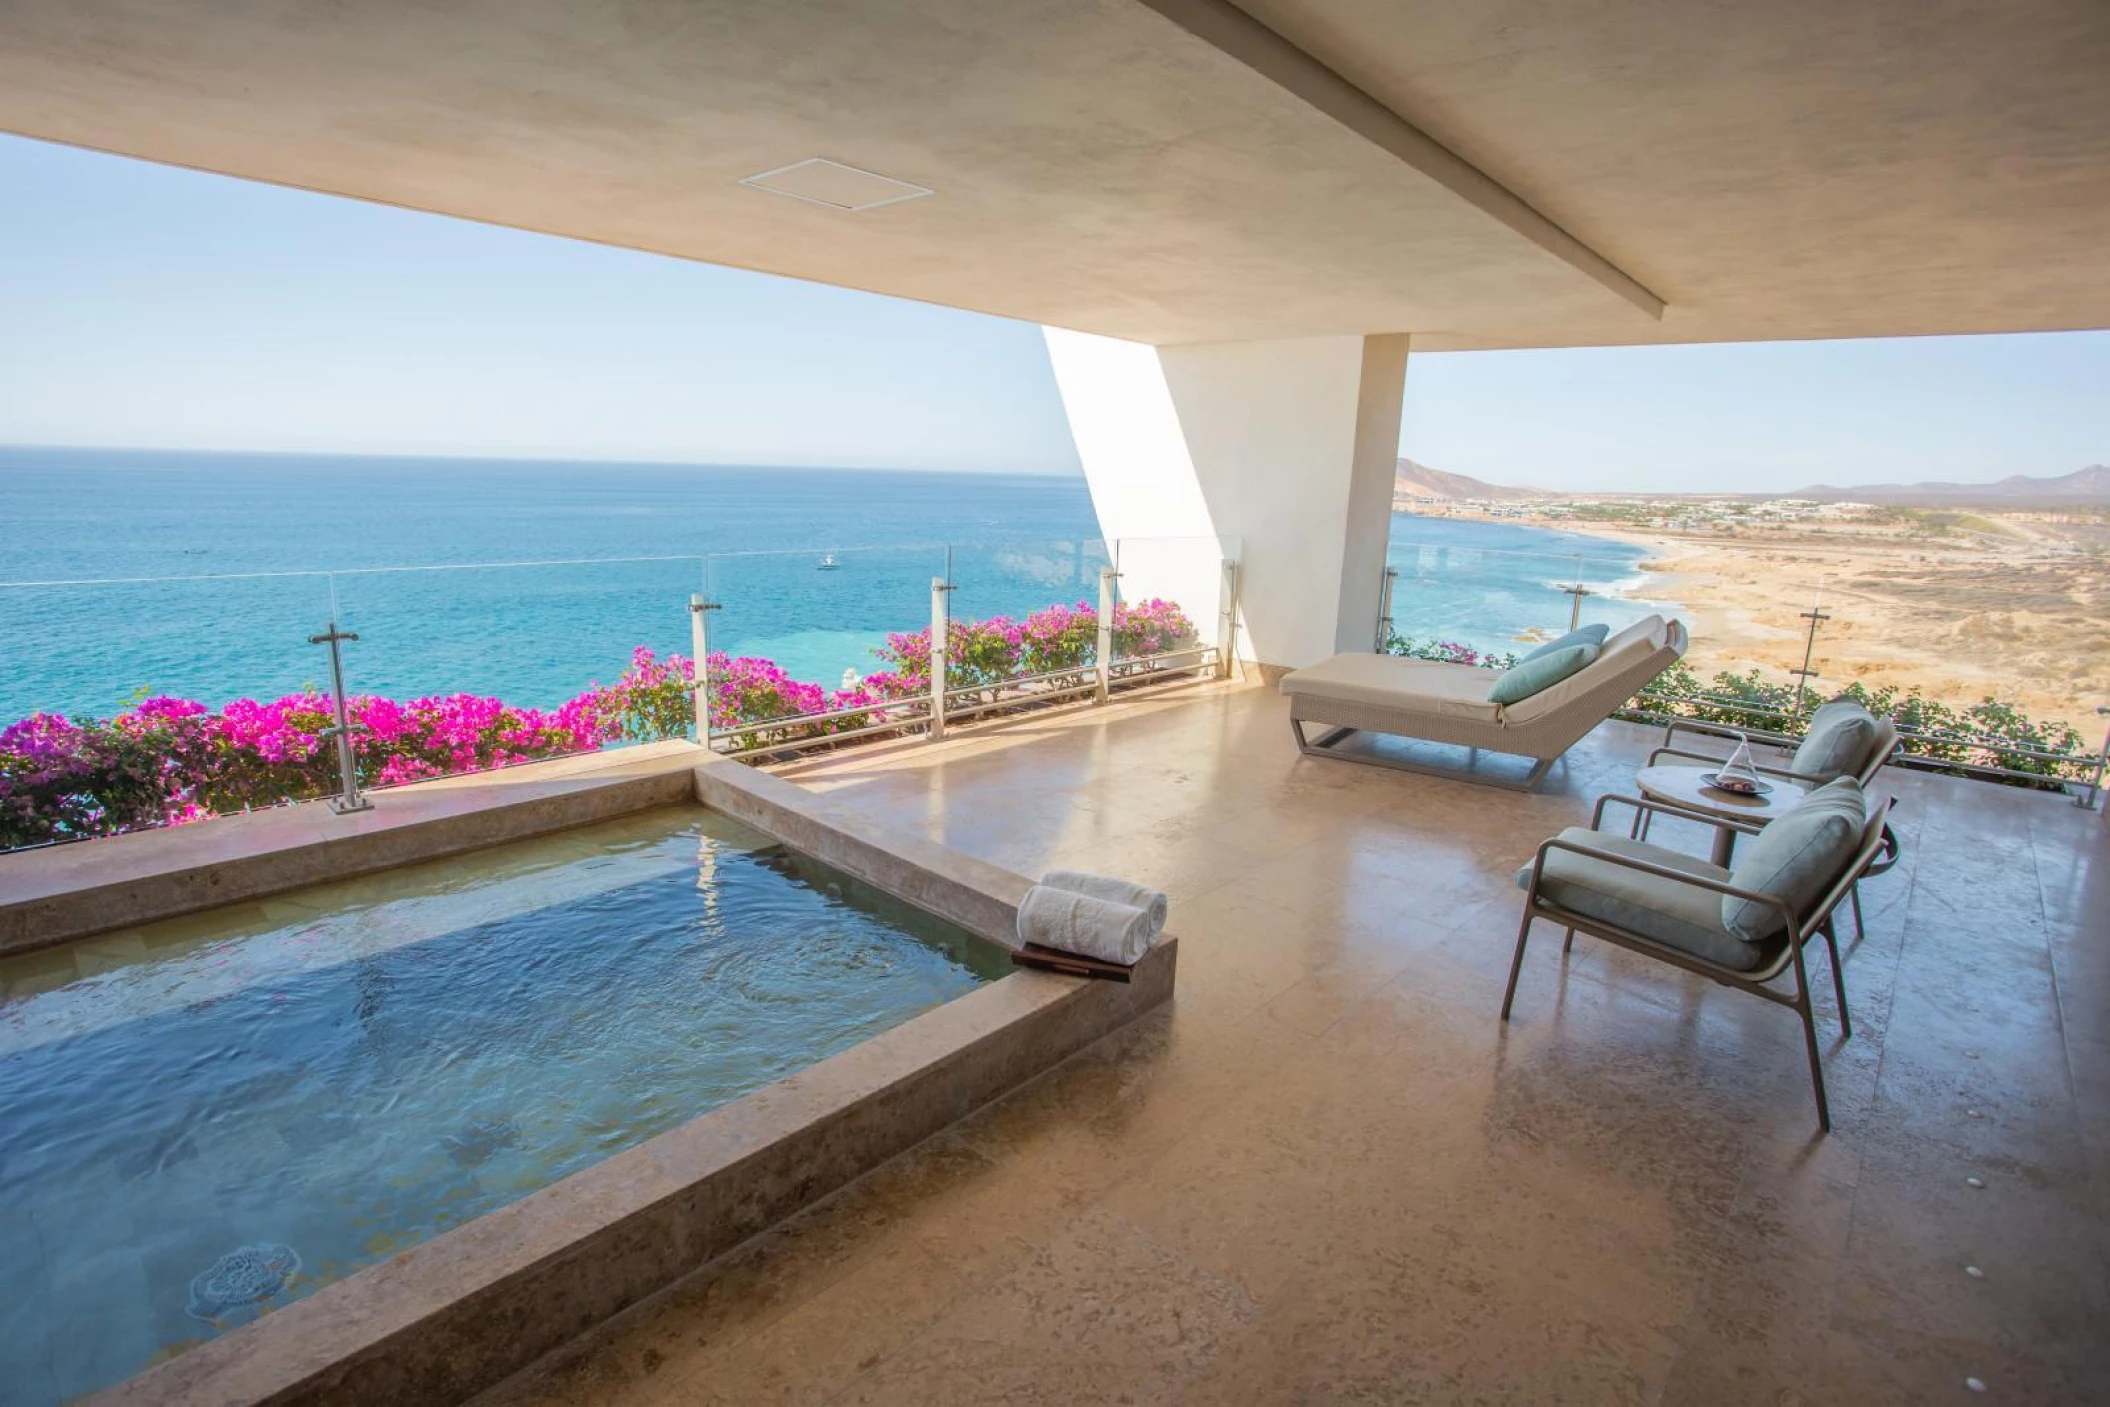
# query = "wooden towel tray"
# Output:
<box><xmin>1010</xmin><ymin>942</ymin><xmax>1134</xmax><ymax>983</ymax></box>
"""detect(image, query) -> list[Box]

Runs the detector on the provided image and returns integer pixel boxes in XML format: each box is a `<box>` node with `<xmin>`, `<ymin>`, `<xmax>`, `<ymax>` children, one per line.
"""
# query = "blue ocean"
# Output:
<box><xmin>1381</xmin><ymin>515</ymin><xmax>1662</xmax><ymax>656</ymax></box>
<box><xmin>0</xmin><ymin>447</ymin><xmax>1654</xmax><ymax>721</ymax></box>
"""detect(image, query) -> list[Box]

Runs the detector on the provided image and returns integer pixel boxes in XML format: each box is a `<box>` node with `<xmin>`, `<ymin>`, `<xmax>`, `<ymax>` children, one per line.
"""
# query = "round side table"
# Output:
<box><xmin>1633</xmin><ymin>764</ymin><xmax>1805</xmax><ymax>867</ymax></box>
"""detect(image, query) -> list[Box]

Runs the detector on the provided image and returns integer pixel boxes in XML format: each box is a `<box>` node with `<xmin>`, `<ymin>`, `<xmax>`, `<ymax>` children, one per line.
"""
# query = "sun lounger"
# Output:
<box><xmin>1280</xmin><ymin>616</ymin><xmax>1688</xmax><ymax>791</ymax></box>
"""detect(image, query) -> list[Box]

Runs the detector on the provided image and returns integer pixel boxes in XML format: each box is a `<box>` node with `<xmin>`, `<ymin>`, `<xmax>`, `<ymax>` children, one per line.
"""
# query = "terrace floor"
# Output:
<box><xmin>487</xmin><ymin>681</ymin><xmax>2110</xmax><ymax>1406</ymax></box>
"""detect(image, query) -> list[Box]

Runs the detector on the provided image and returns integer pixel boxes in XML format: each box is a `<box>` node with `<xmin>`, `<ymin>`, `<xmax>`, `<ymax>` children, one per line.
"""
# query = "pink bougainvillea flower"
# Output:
<box><xmin>2</xmin><ymin>595</ymin><xmax>1203</xmax><ymax>850</ymax></box>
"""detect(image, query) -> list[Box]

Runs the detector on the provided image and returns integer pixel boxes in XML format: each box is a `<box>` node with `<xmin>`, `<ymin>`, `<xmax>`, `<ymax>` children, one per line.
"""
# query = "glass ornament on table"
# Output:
<box><xmin>1710</xmin><ymin>734</ymin><xmax>1766</xmax><ymax>795</ymax></box>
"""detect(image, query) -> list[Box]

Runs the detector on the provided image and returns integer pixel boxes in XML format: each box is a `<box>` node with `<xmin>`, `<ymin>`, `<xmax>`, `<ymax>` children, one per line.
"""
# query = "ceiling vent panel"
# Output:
<box><xmin>738</xmin><ymin>158</ymin><xmax>934</xmax><ymax>212</ymax></box>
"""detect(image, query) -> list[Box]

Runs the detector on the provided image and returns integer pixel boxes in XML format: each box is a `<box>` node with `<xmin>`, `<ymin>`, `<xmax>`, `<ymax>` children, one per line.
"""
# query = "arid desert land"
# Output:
<box><xmin>1517</xmin><ymin>510</ymin><xmax>2106</xmax><ymax>738</ymax></box>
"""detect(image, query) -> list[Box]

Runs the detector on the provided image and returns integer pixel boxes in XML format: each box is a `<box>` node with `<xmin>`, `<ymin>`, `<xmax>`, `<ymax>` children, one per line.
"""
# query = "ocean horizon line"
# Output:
<box><xmin>0</xmin><ymin>442</ymin><xmax>1084</xmax><ymax>480</ymax></box>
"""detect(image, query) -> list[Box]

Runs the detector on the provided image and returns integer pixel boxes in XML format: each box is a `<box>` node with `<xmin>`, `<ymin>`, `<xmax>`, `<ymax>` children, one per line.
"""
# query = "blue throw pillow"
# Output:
<box><xmin>1517</xmin><ymin>623</ymin><xmax>1609</xmax><ymax>666</ymax></box>
<box><xmin>1487</xmin><ymin>642</ymin><xmax>1600</xmax><ymax>705</ymax></box>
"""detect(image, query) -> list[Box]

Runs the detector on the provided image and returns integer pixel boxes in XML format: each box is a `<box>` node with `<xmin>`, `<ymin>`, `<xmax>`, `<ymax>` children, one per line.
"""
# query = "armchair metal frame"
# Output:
<box><xmin>1501</xmin><ymin>791</ymin><xmax>1893</xmax><ymax>1133</ymax></box>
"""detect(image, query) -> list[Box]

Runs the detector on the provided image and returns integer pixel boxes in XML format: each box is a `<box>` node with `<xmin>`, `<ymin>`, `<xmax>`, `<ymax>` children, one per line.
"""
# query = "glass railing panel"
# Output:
<box><xmin>325</xmin><ymin>557</ymin><xmax>705</xmax><ymax>710</ymax></box>
<box><xmin>1382</xmin><ymin>535</ymin><xmax>1668</xmax><ymax>667</ymax></box>
<box><xmin>1566</xmin><ymin>557</ymin><xmax>1683</xmax><ymax>644</ymax></box>
<box><xmin>1</xmin><ymin>570</ymin><xmax>339</xmax><ymax>848</ymax></box>
<box><xmin>943</xmin><ymin>538</ymin><xmax>1113</xmax><ymax>710</ymax></box>
<box><xmin>702</xmin><ymin>545</ymin><xmax>948</xmax><ymax>741</ymax></box>
<box><xmin>1383</xmin><ymin>540</ymin><xmax>1585</xmax><ymax>665</ymax></box>
<box><xmin>326</xmin><ymin>556</ymin><xmax>707</xmax><ymax>784</ymax></box>
<box><xmin>1108</xmin><ymin>535</ymin><xmax>1230</xmax><ymax>672</ymax></box>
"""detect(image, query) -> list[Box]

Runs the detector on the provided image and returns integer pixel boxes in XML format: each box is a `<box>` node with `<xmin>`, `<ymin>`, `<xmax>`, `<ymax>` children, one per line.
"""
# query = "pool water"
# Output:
<box><xmin>0</xmin><ymin>807</ymin><xmax>1007</xmax><ymax>1404</ymax></box>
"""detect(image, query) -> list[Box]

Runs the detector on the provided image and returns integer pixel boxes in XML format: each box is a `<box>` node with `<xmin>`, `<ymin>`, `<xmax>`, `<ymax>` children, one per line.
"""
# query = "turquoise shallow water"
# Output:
<box><xmin>0</xmin><ymin>447</ymin><xmax>1663</xmax><ymax>721</ymax></box>
<box><xmin>1384</xmin><ymin>513</ymin><xmax>1664</xmax><ymax>656</ymax></box>
<box><xmin>0</xmin><ymin>805</ymin><xmax>1006</xmax><ymax>1403</ymax></box>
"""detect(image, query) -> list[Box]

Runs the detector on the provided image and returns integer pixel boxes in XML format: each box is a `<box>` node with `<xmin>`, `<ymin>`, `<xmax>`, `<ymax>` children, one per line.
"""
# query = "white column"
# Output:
<box><xmin>1044</xmin><ymin>328</ymin><xmax>1407</xmax><ymax>671</ymax></box>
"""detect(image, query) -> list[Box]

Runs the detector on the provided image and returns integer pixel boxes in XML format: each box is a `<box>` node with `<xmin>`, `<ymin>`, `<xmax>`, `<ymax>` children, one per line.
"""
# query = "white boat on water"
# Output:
<box><xmin>818</xmin><ymin>553</ymin><xmax>838</xmax><ymax>570</ymax></box>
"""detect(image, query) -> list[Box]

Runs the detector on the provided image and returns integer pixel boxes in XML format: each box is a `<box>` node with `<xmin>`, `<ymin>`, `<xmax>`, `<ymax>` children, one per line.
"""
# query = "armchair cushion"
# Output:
<box><xmin>1517</xmin><ymin>623</ymin><xmax>1609</xmax><ymax>665</ymax></box>
<box><xmin>1515</xmin><ymin>829</ymin><xmax>1777</xmax><ymax>972</ymax></box>
<box><xmin>1790</xmin><ymin>699</ymin><xmax>1880</xmax><ymax>781</ymax></box>
<box><xmin>1488</xmin><ymin>641</ymin><xmax>1600</xmax><ymax>705</ymax></box>
<box><xmin>1722</xmin><ymin>777</ymin><xmax>1867</xmax><ymax>942</ymax></box>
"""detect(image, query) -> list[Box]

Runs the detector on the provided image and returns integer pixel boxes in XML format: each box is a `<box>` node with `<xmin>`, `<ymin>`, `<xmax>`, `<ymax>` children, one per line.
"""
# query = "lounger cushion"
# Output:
<box><xmin>1516</xmin><ymin>829</ymin><xmax>1777</xmax><ymax>972</ymax></box>
<box><xmin>1500</xmin><ymin>616</ymin><xmax>1669</xmax><ymax>725</ymax></box>
<box><xmin>1487</xmin><ymin>642</ymin><xmax>1600</xmax><ymax>705</ymax></box>
<box><xmin>1517</xmin><ymin>623</ymin><xmax>1609</xmax><ymax>665</ymax></box>
<box><xmin>1790</xmin><ymin>699</ymin><xmax>1881</xmax><ymax>781</ymax></box>
<box><xmin>1278</xmin><ymin>654</ymin><xmax>1503</xmax><ymax>723</ymax></box>
<box><xmin>1722</xmin><ymin>778</ymin><xmax>1867</xmax><ymax>942</ymax></box>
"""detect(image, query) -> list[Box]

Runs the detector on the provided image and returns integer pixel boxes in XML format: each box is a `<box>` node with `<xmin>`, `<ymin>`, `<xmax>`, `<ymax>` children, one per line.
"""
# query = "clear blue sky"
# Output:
<box><xmin>2</xmin><ymin>134</ymin><xmax>2104</xmax><ymax>492</ymax></box>
<box><xmin>1401</xmin><ymin>335</ymin><xmax>2109</xmax><ymax>493</ymax></box>
<box><xmin>0</xmin><ymin>135</ymin><xmax>1080</xmax><ymax>473</ymax></box>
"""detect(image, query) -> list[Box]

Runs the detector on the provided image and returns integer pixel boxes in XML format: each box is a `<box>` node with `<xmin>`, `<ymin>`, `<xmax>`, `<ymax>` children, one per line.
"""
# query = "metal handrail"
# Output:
<box><xmin>705</xmin><ymin>643</ymin><xmax>1219</xmax><ymax>746</ymax></box>
<box><xmin>0</xmin><ymin>542</ymin><xmax>1123</xmax><ymax>590</ymax></box>
<box><xmin>0</xmin><ymin>552</ymin><xmax>714</xmax><ymax>590</ymax></box>
<box><xmin>710</xmin><ymin>709</ymin><xmax>937</xmax><ymax>752</ymax></box>
<box><xmin>707</xmin><ymin>694</ymin><xmax>931</xmax><ymax>740</ymax></box>
<box><xmin>1385</xmin><ymin>537</ymin><xmax>1638</xmax><ymax>568</ymax></box>
<box><xmin>936</xmin><ymin>646</ymin><xmax>1216</xmax><ymax>705</ymax></box>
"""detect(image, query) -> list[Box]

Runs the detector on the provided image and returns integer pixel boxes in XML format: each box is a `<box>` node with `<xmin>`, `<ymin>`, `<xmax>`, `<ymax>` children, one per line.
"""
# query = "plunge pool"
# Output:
<box><xmin>0</xmin><ymin>805</ymin><xmax>1008</xmax><ymax>1404</ymax></box>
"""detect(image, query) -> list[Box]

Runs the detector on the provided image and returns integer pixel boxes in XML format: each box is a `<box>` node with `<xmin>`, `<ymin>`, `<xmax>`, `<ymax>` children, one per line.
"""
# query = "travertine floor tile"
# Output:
<box><xmin>486</xmin><ymin>686</ymin><xmax>2110</xmax><ymax>1406</ymax></box>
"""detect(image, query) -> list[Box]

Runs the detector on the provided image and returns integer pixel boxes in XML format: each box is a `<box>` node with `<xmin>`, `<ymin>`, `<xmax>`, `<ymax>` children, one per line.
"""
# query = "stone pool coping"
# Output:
<box><xmin>0</xmin><ymin>740</ymin><xmax>711</xmax><ymax>956</ymax></box>
<box><xmin>0</xmin><ymin>678</ymin><xmax>1241</xmax><ymax>956</ymax></box>
<box><xmin>52</xmin><ymin>746</ymin><xmax>1176</xmax><ymax>1406</ymax></box>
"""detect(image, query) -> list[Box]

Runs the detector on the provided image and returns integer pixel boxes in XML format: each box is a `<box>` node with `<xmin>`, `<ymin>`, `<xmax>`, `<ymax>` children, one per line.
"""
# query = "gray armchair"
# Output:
<box><xmin>1646</xmin><ymin>708</ymin><xmax>1902</xmax><ymax>789</ymax></box>
<box><xmin>1502</xmin><ymin>789</ymin><xmax>1893</xmax><ymax>1133</ymax></box>
<box><xmin>1644</xmin><ymin>700</ymin><xmax>1902</xmax><ymax>937</ymax></box>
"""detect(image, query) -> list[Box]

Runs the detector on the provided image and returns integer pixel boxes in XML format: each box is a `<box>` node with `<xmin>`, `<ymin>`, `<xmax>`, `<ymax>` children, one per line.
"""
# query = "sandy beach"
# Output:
<box><xmin>1500</xmin><ymin>513</ymin><xmax>2109</xmax><ymax>738</ymax></box>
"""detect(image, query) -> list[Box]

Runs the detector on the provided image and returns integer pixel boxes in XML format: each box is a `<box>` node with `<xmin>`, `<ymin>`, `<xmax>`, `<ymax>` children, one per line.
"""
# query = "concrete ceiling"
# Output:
<box><xmin>1</xmin><ymin>0</ymin><xmax>2105</xmax><ymax>350</ymax></box>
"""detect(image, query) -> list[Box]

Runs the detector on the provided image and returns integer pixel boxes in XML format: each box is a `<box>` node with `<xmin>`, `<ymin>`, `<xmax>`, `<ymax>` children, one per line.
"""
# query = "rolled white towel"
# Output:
<box><xmin>1016</xmin><ymin>885</ymin><xmax>1159</xmax><ymax>966</ymax></box>
<box><xmin>1041</xmin><ymin>869</ymin><xmax>1169</xmax><ymax>933</ymax></box>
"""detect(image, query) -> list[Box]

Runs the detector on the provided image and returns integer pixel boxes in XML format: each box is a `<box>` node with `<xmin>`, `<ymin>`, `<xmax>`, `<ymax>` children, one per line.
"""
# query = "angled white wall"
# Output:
<box><xmin>1044</xmin><ymin>328</ymin><xmax>1407</xmax><ymax>670</ymax></box>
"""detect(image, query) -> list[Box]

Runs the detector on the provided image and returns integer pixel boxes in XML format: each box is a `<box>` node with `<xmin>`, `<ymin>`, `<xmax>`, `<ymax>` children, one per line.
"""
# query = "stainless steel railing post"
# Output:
<box><xmin>1376</xmin><ymin>566</ymin><xmax>1398</xmax><ymax>652</ymax></box>
<box><xmin>689</xmin><ymin>593</ymin><xmax>719</xmax><ymax>746</ymax></box>
<box><xmin>2083</xmin><ymin>708</ymin><xmax>2109</xmax><ymax>811</ymax></box>
<box><xmin>929</xmin><ymin>573</ymin><xmax>955</xmax><ymax>741</ymax></box>
<box><xmin>1096</xmin><ymin>564</ymin><xmax>1118</xmax><ymax>705</ymax></box>
<box><xmin>307</xmin><ymin>621</ymin><xmax>372</xmax><ymax>815</ymax></box>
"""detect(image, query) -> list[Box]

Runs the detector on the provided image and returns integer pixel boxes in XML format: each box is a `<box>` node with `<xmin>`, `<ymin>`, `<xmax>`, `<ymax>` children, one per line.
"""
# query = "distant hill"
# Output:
<box><xmin>1393</xmin><ymin>458</ymin><xmax>1539</xmax><ymax>501</ymax></box>
<box><xmin>1791</xmin><ymin>464</ymin><xmax>2110</xmax><ymax>508</ymax></box>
